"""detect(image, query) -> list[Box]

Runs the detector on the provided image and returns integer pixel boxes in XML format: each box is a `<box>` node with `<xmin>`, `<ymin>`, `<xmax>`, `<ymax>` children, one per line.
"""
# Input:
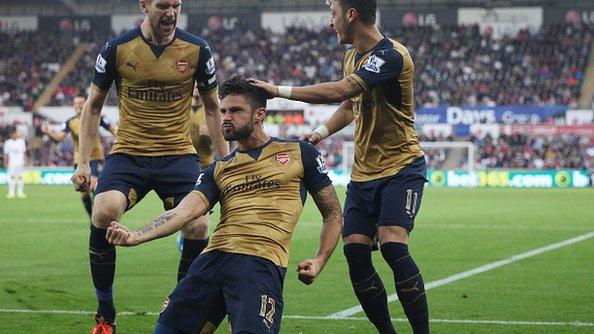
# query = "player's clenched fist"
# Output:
<box><xmin>296</xmin><ymin>258</ymin><xmax>322</xmax><ymax>285</ymax></box>
<box><xmin>71</xmin><ymin>163</ymin><xmax>91</xmax><ymax>192</ymax></box>
<box><xmin>106</xmin><ymin>221</ymin><xmax>139</xmax><ymax>246</ymax></box>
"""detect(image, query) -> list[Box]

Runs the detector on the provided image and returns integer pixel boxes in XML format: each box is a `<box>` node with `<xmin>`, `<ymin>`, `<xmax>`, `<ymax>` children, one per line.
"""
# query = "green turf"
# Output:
<box><xmin>1</xmin><ymin>185</ymin><xmax>593</xmax><ymax>333</ymax></box>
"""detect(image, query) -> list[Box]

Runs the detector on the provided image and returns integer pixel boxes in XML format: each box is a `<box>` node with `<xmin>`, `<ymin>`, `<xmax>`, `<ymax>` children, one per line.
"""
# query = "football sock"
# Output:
<box><xmin>82</xmin><ymin>194</ymin><xmax>93</xmax><ymax>218</ymax></box>
<box><xmin>381</xmin><ymin>242</ymin><xmax>429</xmax><ymax>334</ymax></box>
<box><xmin>89</xmin><ymin>225</ymin><xmax>116</xmax><ymax>321</ymax></box>
<box><xmin>344</xmin><ymin>243</ymin><xmax>396</xmax><ymax>334</ymax></box>
<box><xmin>8</xmin><ymin>176</ymin><xmax>15</xmax><ymax>195</ymax></box>
<box><xmin>16</xmin><ymin>176</ymin><xmax>24</xmax><ymax>195</ymax></box>
<box><xmin>177</xmin><ymin>238</ymin><xmax>208</xmax><ymax>282</ymax></box>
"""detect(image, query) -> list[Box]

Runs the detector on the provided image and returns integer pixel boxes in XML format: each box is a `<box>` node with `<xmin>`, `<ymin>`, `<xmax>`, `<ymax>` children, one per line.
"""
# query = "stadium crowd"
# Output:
<box><xmin>1</xmin><ymin>22</ymin><xmax>591</xmax><ymax>109</ymax></box>
<box><xmin>1</xmin><ymin>22</ymin><xmax>593</xmax><ymax>176</ymax></box>
<box><xmin>474</xmin><ymin>132</ymin><xmax>594</xmax><ymax>170</ymax></box>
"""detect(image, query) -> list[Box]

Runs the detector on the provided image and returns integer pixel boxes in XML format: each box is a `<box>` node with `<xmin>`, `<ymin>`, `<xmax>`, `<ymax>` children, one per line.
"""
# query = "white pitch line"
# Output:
<box><xmin>328</xmin><ymin>231</ymin><xmax>594</xmax><ymax>319</ymax></box>
<box><xmin>0</xmin><ymin>309</ymin><xmax>592</xmax><ymax>328</ymax></box>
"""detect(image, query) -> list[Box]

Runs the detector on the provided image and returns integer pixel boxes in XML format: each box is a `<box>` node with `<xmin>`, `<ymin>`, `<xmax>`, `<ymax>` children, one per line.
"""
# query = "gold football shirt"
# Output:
<box><xmin>92</xmin><ymin>27</ymin><xmax>217</xmax><ymax>156</ymax></box>
<box><xmin>343</xmin><ymin>37</ymin><xmax>424</xmax><ymax>182</ymax></box>
<box><xmin>194</xmin><ymin>139</ymin><xmax>332</xmax><ymax>268</ymax></box>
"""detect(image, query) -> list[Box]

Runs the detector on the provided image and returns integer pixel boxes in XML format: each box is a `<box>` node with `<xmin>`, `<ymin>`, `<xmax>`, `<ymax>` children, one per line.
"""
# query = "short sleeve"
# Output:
<box><xmin>351</xmin><ymin>49</ymin><xmax>403</xmax><ymax>91</ymax></box>
<box><xmin>299</xmin><ymin>141</ymin><xmax>332</xmax><ymax>194</ymax></box>
<box><xmin>194</xmin><ymin>41</ymin><xmax>217</xmax><ymax>92</ymax></box>
<box><xmin>92</xmin><ymin>41</ymin><xmax>117</xmax><ymax>91</ymax></box>
<box><xmin>193</xmin><ymin>163</ymin><xmax>219</xmax><ymax>208</ymax></box>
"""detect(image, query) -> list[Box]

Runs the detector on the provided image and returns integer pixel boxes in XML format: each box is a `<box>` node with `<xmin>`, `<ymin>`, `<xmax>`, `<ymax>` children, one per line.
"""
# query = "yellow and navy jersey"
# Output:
<box><xmin>92</xmin><ymin>27</ymin><xmax>217</xmax><ymax>156</ymax></box>
<box><xmin>62</xmin><ymin>116</ymin><xmax>111</xmax><ymax>163</ymax></box>
<box><xmin>344</xmin><ymin>37</ymin><xmax>424</xmax><ymax>182</ymax></box>
<box><xmin>193</xmin><ymin>138</ymin><xmax>332</xmax><ymax>268</ymax></box>
<box><xmin>189</xmin><ymin>96</ymin><xmax>214</xmax><ymax>169</ymax></box>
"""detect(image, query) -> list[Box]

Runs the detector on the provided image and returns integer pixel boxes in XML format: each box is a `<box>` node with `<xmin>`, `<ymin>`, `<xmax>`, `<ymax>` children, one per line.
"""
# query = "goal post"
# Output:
<box><xmin>342</xmin><ymin>141</ymin><xmax>475</xmax><ymax>174</ymax></box>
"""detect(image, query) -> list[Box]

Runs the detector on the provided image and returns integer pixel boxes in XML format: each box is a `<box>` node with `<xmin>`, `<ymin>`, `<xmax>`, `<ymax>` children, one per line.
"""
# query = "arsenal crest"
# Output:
<box><xmin>276</xmin><ymin>153</ymin><xmax>290</xmax><ymax>165</ymax></box>
<box><xmin>177</xmin><ymin>59</ymin><xmax>188</xmax><ymax>73</ymax></box>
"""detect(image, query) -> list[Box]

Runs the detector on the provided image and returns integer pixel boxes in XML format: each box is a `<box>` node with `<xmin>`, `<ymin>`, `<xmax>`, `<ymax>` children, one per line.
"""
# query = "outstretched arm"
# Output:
<box><xmin>297</xmin><ymin>184</ymin><xmax>343</xmax><ymax>284</ymax></box>
<box><xmin>41</xmin><ymin>125</ymin><xmax>68</xmax><ymax>143</ymax></box>
<box><xmin>106</xmin><ymin>191</ymin><xmax>210</xmax><ymax>246</ymax></box>
<box><xmin>251</xmin><ymin>76</ymin><xmax>364</xmax><ymax>104</ymax></box>
<box><xmin>301</xmin><ymin>99</ymin><xmax>354</xmax><ymax>144</ymax></box>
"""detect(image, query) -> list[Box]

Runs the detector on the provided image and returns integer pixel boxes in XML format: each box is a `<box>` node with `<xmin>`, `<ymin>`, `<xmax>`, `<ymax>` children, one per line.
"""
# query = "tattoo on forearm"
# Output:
<box><xmin>346</xmin><ymin>76</ymin><xmax>363</xmax><ymax>95</ymax></box>
<box><xmin>137</xmin><ymin>211</ymin><xmax>178</xmax><ymax>237</ymax></box>
<box><xmin>312</xmin><ymin>186</ymin><xmax>342</xmax><ymax>222</ymax></box>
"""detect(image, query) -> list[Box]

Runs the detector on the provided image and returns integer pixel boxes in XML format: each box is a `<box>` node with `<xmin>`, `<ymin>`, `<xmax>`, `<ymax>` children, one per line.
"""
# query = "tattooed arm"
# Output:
<box><xmin>250</xmin><ymin>76</ymin><xmax>364</xmax><ymax>104</ymax></box>
<box><xmin>106</xmin><ymin>191</ymin><xmax>209</xmax><ymax>246</ymax></box>
<box><xmin>297</xmin><ymin>184</ymin><xmax>344</xmax><ymax>284</ymax></box>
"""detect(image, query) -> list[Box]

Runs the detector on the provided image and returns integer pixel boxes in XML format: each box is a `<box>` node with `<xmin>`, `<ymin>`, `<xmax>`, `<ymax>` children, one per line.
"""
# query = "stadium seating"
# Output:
<box><xmin>3</xmin><ymin>23</ymin><xmax>589</xmax><ymax>109</ymax></box>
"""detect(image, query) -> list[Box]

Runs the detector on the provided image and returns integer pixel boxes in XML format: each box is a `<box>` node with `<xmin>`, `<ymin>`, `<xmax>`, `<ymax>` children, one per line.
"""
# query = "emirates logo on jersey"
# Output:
<box><xmin>276</xmin><ymin>152</ymin><xmax>290</xmax><ymax>165</ymax></box>
<box><xmin>177</xmin><ymin>59</ymin><xmax>188</xmax><ymax>73</ymax></box>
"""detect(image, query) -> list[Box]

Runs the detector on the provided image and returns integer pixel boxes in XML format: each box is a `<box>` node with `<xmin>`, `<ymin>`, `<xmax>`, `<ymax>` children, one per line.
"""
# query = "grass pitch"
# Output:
<box><xmin>1</xmin><ymin>185</ymin><xmax>593</xmax><ymax>333</ymax></box>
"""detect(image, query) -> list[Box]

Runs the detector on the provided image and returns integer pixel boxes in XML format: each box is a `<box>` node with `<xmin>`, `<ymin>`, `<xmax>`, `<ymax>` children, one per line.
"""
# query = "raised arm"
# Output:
<box><xmin>106</xmin><ymin>191</ymin><xmax>210</xmax><ymax>246</ymax></box>
<box><xmin>251</xmin><ymin>76</ymin><xmax>364</xmax><ymax>104</ymax></box>
<box><xmin>41</xmin><ymin>125</ymin><xmax>68</xmax><ymax>143</ymax></box>
<box><xmin>201</xmin><ymin>89</ymin><xmax>229</xmax><ymax>158</ymax></box>
<box><xmin>297</xmin><ymin>184</ymin><xmax>343</xmax><ymax>284</ymax></box>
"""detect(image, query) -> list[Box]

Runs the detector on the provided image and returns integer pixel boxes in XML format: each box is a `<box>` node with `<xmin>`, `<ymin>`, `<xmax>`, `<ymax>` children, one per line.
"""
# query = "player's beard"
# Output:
<box><xmin>337</xmin><ymin>17</ymin><xmax>352</xmax><ymax>45</ymax></box>
<box><xmin>222</xmin><ymin>122</ymin><xmax>254</xmax><ymax>141</ymax></box>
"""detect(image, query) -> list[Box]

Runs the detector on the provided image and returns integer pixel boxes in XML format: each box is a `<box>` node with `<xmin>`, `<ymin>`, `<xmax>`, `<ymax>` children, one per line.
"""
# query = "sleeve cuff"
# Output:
<box><xmin>348</xmin><ymin>74</ymin><xmax>368</xmax><ymax>92</ymax></box>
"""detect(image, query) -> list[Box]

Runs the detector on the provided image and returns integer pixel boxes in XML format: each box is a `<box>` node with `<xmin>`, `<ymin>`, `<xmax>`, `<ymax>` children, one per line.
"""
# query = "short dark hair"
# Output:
<box><xmin>219</xmin><ymin>75</ymin><xmax>268</xmax><ymax>110</ymax></box>
<box><xmin>330</xmin><ymin>0</ymin><xmax>377</xmax><ymax>25</ymax></box>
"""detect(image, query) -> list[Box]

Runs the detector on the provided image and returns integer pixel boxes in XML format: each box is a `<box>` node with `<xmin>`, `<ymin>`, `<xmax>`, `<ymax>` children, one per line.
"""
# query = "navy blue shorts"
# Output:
<box><xmin>95</xmin><ymin>153</ymin><xmax>200</xmax><ymax>210</ymax></box>
<box><xmin>158</xmin><ymin>251</ymin><xmax>286</xmax><ymax>334</ymax></box>
<box><xmin>343</xmin><ymin>156</ymin><xmax>427</xmax><ymax>238</ymax></box>
<box><xmin>74</xmin><ymin>159</ymin><xmax>104</xmax><ymax>178</ymax></box>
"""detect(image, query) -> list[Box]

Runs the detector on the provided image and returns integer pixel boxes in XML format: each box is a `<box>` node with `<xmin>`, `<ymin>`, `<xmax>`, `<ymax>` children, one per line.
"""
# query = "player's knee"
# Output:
<box><xmin>182</xmin><ymin>216</ymin><xmax>209</xmax><ymax>239</ymax></box>
<box><xmin>378</xmin><ymin>226</ymin><xmax>409</xmax><ymax>245</ymax></box>
<box><xmin>343</xmin><ymin>243</ymin><xmax>372</xmax><ymax>263</ymax></box>
<box><xmin>91</xmin><ymin>194</ymin><xmax>126</xmax><ymax>228</ymax></box>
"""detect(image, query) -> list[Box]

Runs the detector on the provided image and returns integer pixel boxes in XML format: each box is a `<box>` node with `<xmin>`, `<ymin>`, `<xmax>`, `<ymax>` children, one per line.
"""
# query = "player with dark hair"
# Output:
<box><xmin>251</xmin><ymin>0</ymin><xmax>430</xmax><ymax>332</ymax></box>
<box><xmin>42</xmin><ymin>95</ymin><xmax>116</xmax><ymax>221</ymax></box>
<box><xmin>106</xmin><ymin>76</ymin><xmax>343</xmax><ymax>334</ymax></box>
<box><xmin>70</xmin><ymin>0</ymin><xmax>229</xmax><ymax>333</ymax></box>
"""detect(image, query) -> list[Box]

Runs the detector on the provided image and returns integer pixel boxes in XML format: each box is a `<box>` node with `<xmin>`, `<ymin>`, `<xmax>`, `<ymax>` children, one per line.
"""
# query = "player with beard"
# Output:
<box><xmin>71</xmin><ymin>1</ymin><xmax>229</xmax><ymax>333</ymax></box>
<box><xmin>251</xmin><ymin>1</ymin><xmax>430</xmax><ymax>333</ymax></box>
<box><xmin>105</xmin><ymin>76</ymin><xmax>343</xmax><ymax>334</ymax></box>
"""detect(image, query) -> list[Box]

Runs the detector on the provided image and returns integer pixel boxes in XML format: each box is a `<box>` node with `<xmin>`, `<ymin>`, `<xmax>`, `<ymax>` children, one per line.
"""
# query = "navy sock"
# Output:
<box><xmin>381</xmin><ymin>242</ymin><xmax>429</xmax><ymax>334</ymax></box>
<box><xmin>344</xmin><ymin>243</ymin><xmax>396</xmax><ymax>334</ymax></box>
<box><xmin>177</xmin><ymin>238</ymin><xmax>208</xmax><ymax>282</ymax></box>
<box><xmin>82</xmin><ymin>194</ymin><xmax>93</xmax><ymax>218</ymax></box>
<box><xmin>89</xmin><ymin>225</ymin><xmax>116</xmax><ymax>321</ymax></box>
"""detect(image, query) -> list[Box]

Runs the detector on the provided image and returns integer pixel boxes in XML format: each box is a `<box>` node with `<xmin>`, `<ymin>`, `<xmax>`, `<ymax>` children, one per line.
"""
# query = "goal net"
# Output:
<box><xmin>342</xmin><ymin>141</ymin><xmax>475</xmax><ymax>174</ymax></box>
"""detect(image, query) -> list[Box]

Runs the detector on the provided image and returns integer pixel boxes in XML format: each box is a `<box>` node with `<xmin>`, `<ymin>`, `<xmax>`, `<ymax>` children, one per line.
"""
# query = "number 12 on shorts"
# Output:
<box><xmin>259</xmin><ymin>294</ymin><xmax>276</xmax><ymax>324</ymax></box>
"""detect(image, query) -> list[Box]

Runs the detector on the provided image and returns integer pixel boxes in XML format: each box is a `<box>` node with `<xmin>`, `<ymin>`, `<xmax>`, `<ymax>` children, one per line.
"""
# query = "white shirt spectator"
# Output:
<box><xmin>4</xmin><ymin>138</ymin><xmax>26</xmax><ymax>169</ymax></box>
